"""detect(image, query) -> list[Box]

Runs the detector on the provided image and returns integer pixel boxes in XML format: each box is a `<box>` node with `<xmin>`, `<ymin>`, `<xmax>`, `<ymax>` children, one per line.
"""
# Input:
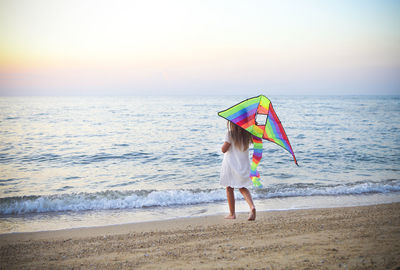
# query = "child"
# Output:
<box><xmin>220</xmin><ymin>121</ymin><xmax>256</xmax><ymax>221</ymax></box>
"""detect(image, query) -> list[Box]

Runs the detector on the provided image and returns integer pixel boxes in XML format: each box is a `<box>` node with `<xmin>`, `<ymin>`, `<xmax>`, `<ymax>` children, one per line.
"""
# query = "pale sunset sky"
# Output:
<box><xmin>0</xmin><ymin>0</ymin><xmax>399</xmax><ymax>95</ymax></box>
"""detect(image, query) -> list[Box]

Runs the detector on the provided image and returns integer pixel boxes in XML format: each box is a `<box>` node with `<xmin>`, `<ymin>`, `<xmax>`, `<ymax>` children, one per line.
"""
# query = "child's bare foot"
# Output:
<box><xmin>248</xmin><ymin>208</ymin><xmax>256</xmax><ymax>221</ymax></box>
<box><xmin>224</xmin><ymin>214</ymin><xmax>236</xmax><ymax>219</ymax></box>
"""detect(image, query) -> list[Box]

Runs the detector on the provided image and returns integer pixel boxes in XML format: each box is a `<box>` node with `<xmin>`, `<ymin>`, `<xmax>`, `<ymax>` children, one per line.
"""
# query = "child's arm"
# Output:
<box><xmin>221</xmin><ymin>142</ymin><xmax>231</xmax><ymax>153</ymax></box>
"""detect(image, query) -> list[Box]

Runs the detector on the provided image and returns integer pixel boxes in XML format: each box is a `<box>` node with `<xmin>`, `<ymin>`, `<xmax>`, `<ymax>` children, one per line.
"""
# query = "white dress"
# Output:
<box><xmin>220</xmin><ymin>132</ymin><xmax>252</xmax><ymax>188</ymax></box>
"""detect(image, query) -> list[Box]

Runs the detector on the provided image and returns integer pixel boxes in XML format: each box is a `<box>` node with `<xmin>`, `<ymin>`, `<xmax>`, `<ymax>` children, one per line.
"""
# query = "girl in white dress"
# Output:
<box><xmin>220</xmin><ymin>121</ymin><xmax>256</xmax><ymax>221</ymax></box>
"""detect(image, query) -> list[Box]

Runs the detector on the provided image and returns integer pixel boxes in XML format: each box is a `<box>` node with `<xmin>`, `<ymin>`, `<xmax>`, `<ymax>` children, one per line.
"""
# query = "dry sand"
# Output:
<box><xmin>1</xmin><ymin>203</ymin><xmax>399</xmax><ymax>269</ymax></box>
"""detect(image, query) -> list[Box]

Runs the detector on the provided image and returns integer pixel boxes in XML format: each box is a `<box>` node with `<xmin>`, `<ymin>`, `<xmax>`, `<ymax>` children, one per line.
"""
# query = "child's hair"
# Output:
<box><xmin>228</xmin><ymin>121</ymin><xmax>253</xmax><ymax>151</ymax></box>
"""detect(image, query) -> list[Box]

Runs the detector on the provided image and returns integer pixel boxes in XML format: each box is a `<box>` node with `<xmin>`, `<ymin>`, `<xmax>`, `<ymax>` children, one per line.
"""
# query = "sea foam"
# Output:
<box><xmin>1</xmin><ymin>180</ymin><xmax>399</xmax><ymax>215</ymax></box>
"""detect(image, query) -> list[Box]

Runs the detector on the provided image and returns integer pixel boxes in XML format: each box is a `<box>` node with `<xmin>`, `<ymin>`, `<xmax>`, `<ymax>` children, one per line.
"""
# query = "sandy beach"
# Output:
<box><xmin>1</xmin><ymin>203</ymin><xmax>399</xmax><ymax>269</ymax></box>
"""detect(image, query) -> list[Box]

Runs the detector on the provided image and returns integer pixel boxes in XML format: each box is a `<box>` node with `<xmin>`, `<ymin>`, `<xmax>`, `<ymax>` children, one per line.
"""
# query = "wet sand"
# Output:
<box><xmin>1</xmin><ymin>203</ymin><xmax>399</xmax><ymax>269</ymax></box>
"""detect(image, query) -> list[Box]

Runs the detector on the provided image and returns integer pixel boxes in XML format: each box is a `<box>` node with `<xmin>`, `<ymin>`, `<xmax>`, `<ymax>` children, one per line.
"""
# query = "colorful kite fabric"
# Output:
<box><xmin>218</xmin><ymin>95</ymin><xmax>297</xmax><ymax>187</ymax></box>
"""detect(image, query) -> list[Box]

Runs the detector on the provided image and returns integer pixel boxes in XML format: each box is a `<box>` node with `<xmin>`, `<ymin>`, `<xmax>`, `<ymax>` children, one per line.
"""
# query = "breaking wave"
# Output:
<box><xmin>1</xmin><ymin>179</ymin><xmax>399</xmax><ymax>215</ymax></box>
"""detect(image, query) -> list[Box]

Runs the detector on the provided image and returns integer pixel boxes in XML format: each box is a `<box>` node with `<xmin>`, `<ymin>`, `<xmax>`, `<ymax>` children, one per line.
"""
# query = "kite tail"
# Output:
<box><xmin>250</xmin><ymin>136</ymin><xmax>263</xmax><ymax>187</ymax></box>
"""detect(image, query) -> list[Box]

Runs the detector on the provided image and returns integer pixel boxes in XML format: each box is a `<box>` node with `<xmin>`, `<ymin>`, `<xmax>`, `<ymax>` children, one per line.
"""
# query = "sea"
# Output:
<box><xmin>1</xmin><ymin>95</ymin><xmax>400</xmax><ymax>233</ymax></box>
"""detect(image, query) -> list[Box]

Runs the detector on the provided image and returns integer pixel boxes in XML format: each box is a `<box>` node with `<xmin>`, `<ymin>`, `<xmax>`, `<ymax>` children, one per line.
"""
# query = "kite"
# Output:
<box><xmin>218</xmin><ymin>95</ymin><xmax>298</xmax><ymax>187</ymax></box>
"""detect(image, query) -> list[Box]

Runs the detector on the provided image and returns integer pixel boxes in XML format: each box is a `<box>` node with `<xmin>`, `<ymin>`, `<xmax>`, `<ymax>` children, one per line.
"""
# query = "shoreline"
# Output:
<box><xmin>2</xmin><ymin>191</ymin><xmax>400</xmax><ymax>235</ymax></box>
<box><xmin>1</xmin><ymin>202</ymin><xmax>399</xmax><ymax>269</ymax></box>
<box><xmin>0</xmin><ymin>198</ymin><xmax>398</xmax><ymax>238</ymax></box>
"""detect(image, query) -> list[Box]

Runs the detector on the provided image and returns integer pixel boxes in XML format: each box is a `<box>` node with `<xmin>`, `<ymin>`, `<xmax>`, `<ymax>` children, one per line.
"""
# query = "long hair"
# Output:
<box><xmin>228</xmin><ymin>121</ymin><xmax>253</xmax><ymax>151</ymax></box>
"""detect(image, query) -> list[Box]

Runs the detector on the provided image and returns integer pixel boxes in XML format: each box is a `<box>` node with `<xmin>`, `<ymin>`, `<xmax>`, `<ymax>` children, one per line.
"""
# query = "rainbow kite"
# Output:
<box><xmin>218</xmin><ymin>95</ymin><xmax>298</xmax><ymax>187</ymax></box>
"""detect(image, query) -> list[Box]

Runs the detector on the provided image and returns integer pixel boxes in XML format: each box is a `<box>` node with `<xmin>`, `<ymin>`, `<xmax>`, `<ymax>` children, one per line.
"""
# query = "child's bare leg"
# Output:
<box><xmin>239</xmin><ymin>187</ymin><xmax>256</xmax><ymax>221</ymax></box>
<box><xmin>225</xmin><ymin>186</ymin><xmax>236</xmax><ymax>219</ymax></box>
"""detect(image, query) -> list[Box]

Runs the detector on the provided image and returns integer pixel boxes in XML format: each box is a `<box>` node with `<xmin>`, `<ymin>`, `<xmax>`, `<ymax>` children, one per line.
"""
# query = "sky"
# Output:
<box><xmin>0</xmin><ymin>0</ymin><xmax>399</xmax><ymax>95</ymax></box>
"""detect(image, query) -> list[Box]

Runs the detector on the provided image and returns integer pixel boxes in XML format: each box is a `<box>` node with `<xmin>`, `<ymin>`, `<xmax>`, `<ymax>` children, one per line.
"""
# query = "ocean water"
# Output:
<box><xmin>1</xmin><ymin>95</ymin><xmax>400</xmax><ymax>233</ymax></box>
